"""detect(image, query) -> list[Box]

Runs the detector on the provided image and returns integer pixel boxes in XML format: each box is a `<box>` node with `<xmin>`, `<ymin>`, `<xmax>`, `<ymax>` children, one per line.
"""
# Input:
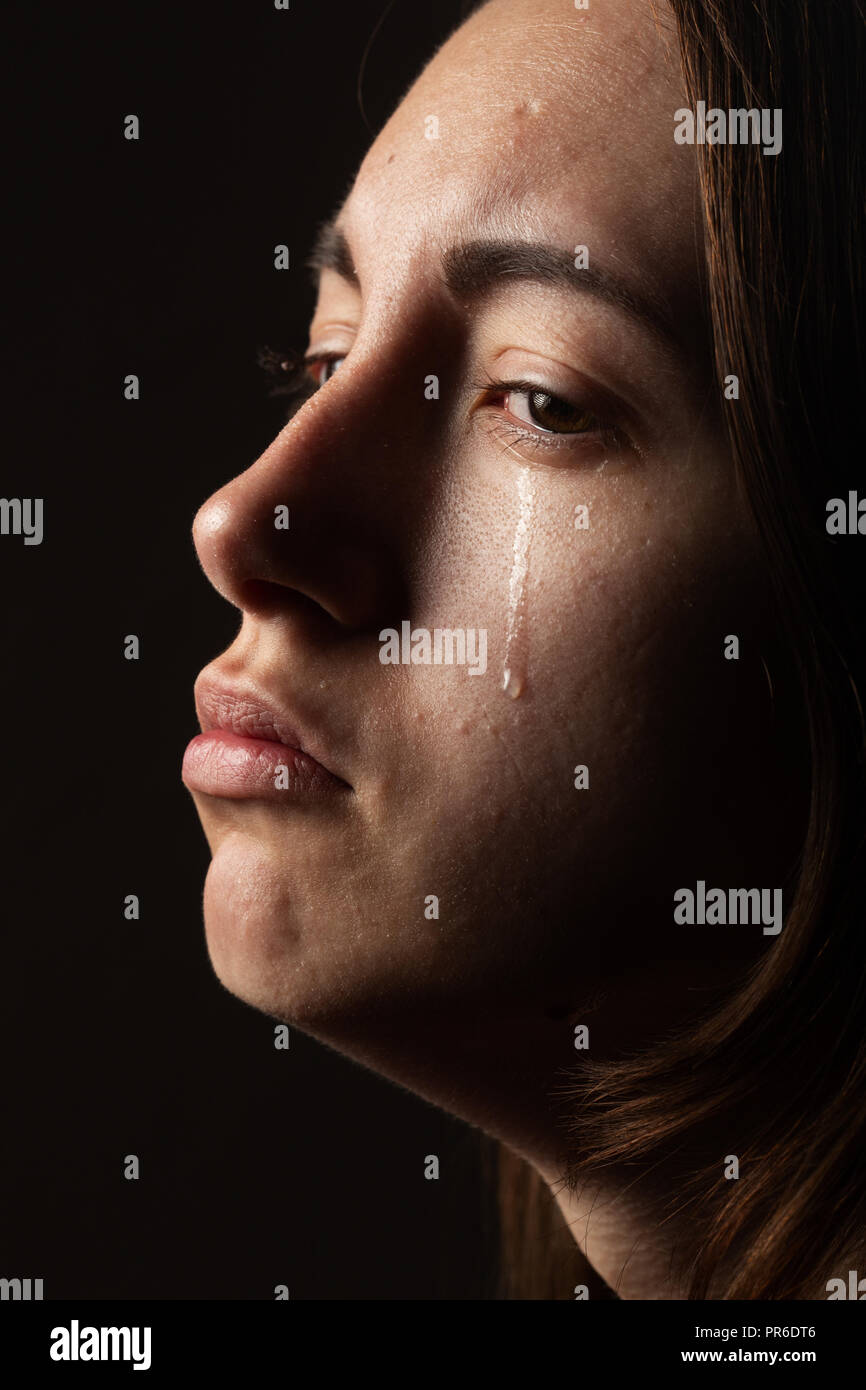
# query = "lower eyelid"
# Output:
<box><xmin>475</xmin><ymin>411</ymin><xmax>616</xmax><ymax>466</ymax></box>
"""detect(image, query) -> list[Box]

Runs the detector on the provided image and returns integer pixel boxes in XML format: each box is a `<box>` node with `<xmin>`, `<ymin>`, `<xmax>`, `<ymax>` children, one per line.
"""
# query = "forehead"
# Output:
<box><xmin>340</xmin><ymin>0</ymin><xmax>697</xmax><ymax>309</ymax></box>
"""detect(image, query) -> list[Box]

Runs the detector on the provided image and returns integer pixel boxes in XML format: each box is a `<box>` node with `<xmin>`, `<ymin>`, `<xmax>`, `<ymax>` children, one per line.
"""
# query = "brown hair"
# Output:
<box><xmin>490</xmin><ymin>0</ymin><xmax>866</xmax><ymax>1299</ymax></box>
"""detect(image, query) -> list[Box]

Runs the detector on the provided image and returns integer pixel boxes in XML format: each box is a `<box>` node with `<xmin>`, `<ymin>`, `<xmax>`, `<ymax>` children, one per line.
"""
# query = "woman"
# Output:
<box><xmin>182</xmin><ymin>0</ymin><xmax>865</xmax><ymax>1299</ymax></box>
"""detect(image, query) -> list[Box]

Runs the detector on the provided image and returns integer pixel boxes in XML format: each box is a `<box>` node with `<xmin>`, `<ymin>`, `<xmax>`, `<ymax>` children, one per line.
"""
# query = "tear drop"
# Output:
<box><xmin>501</xmin><ymin>468</ymin><xmax>535</xmax><ymax>699</ymax></box>
<box><xmin>502</xmin><ymin>667</ymin><xmax>525</xmax><ymax>699</ymax></box>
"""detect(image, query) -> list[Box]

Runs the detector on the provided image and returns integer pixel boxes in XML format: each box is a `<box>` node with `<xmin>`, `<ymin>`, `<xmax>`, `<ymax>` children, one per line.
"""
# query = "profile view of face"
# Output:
<box><xmin>183</xmin><ymin>0</ymin><xmax>791</xmax><ymax>1171</ymax></box>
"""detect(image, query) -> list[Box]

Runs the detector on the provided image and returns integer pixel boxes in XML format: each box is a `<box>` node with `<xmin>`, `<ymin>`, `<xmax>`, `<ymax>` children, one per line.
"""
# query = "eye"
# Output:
<box><xmin>505</xmin><ymin>387</ymin><xmax>599</xmax><ymax>435</ymax></box>
<box><xmin>306</xmin><ymin>354</ymin><xmax>346</xmax><ymax>387</ymax></box>
<box><xmin>256</xmin><ymin>345</ymin><xmax>348</xmax><ymax>413</ymax></box>
<box><xmin>474</xmin><ymin>378</ymin><xmax>605</xmax><ymax>438</ymax></box>
<box><xmin>469</xmin><ymin>373</ymin><xmax>631</xmax><ymax>464</ymax></box>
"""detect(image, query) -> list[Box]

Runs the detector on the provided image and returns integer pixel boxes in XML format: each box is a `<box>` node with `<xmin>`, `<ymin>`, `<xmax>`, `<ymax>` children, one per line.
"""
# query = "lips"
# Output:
<box><xmin>182</xmin><ymin>679</ymin><xmax>351</xmax><ymax>801</ymax></box>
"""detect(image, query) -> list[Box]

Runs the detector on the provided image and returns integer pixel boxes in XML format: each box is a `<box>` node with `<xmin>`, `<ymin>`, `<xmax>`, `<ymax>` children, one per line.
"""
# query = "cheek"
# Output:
<box><xmin>525</xmin><ymin>480</ymin><xmax>772</xmax><ymax>851</ymax></box>
<box><xmin>406</xmin><ymin>461</ymin><xmax>771</xmax><ymax>888</ymax></box>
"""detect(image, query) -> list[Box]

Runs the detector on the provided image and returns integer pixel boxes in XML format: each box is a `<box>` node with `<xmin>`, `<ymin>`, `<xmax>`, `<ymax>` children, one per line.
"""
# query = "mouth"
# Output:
<box><xmin>182</xmin><ymin>677</ymin><xmax>352</xmax><ymax>801</ymax></box>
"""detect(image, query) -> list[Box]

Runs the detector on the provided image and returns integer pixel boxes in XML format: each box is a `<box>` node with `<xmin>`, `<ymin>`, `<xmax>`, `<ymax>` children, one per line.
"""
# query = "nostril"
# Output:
<box><xmin>235</xmin><ymin>579</ymin><xmax>360</xmax><ymax>633</ymax></box>
<box><xmin>236</xmin><ymin>577</ymin><xmax>296</xmax><ymax>617</ymax></box>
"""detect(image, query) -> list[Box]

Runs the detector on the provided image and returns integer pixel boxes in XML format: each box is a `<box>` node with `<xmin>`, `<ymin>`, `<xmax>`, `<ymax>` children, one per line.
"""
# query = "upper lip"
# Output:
<box><xmin>194</xmin><ymin>674</ymin><xmax>349</xmax><ymax>786</ymax></box>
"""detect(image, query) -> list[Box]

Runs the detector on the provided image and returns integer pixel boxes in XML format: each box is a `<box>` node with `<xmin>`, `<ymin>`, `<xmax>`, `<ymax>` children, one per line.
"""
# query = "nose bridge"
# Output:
<box><xmin>191</xmin><ymin>309</ymin><xmax>450</xmax><ymax>628</ymax></box>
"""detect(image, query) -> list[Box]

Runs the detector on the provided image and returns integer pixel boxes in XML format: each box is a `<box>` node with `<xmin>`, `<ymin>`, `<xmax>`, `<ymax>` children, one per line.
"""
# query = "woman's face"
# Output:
<box><xmin>184</xmin><ymin>0</ymin><xmax>789</xmax><ymax>1139</ymax></box>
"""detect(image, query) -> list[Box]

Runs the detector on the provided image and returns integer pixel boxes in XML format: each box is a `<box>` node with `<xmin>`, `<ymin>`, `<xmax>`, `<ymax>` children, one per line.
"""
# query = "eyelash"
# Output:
<box><xmin>257</xmin><ymin>347</ymin><xmax>623</xmax><ymax>454</ymax></box>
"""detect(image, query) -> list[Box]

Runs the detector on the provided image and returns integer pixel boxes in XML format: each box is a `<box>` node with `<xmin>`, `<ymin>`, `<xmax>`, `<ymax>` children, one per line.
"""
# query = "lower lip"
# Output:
<box><xmin>182</xmin><ymin>730</ymin><xmax>347</xmax><ymax>801</ymax></box>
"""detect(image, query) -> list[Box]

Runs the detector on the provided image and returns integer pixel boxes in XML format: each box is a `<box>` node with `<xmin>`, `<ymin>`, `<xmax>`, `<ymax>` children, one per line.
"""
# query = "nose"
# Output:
<box><xmin>192</xmin><ymin>361</ymin><xmax>412</xmax><ymax>631</ymax></box>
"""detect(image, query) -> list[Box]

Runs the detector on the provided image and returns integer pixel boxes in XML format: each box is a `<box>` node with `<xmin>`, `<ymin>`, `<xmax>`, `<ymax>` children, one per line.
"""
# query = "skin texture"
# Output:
<box><xmin>185</xmin><ymin>0</ymin><xmax>802</xmax><ymax>1296</ymax></box>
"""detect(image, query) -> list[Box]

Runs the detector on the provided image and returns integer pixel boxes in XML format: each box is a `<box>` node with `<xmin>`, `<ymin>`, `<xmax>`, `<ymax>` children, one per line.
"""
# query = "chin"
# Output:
<box><xmin>198</xmin><ymin>828</ymin><xmax>377</xmax><ymax>1033</ymax></box>
<box><xmin>200</xmin><ymin>830</ymin><xmax>307</xmax><ymax>1016</ymax></box>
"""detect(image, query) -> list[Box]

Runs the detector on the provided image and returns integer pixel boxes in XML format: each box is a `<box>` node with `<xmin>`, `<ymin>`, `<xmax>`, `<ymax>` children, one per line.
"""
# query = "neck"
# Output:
<box><xmin>540</xmin><ymin>1162</ymin><xmax>686</xmax><ymax>1299</ymax></box>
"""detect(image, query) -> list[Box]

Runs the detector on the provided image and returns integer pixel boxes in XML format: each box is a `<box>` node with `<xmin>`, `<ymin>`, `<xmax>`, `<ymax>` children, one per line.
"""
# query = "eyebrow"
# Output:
<box><xmin>308</xmin><ymin>218</ymin><xmax>686</xmax><ymax>356</ymax></box>
<box><xmin>307</xmin><ymin>219</ymin><xmax>359</xmax><ymax>286</ymax></box>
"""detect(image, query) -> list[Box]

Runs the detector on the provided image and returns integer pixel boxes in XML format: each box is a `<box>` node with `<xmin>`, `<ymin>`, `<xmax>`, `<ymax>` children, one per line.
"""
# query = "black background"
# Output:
<box><xmin>0</xmin><ymin>0</ymin><xmax>518</xmax><ymax>1301</ymax></box>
